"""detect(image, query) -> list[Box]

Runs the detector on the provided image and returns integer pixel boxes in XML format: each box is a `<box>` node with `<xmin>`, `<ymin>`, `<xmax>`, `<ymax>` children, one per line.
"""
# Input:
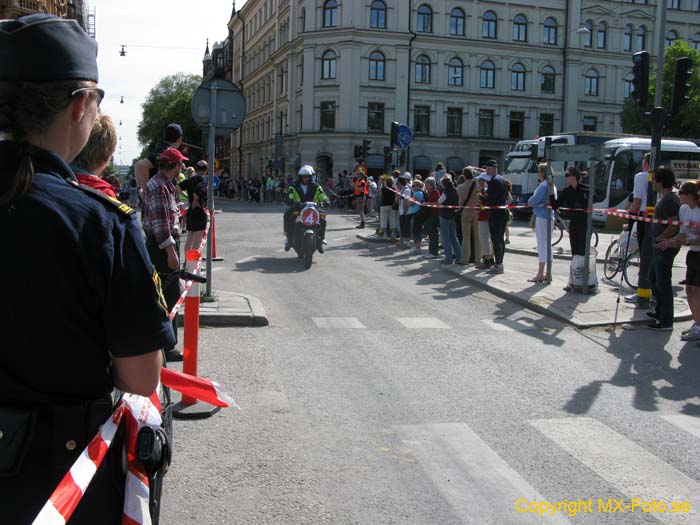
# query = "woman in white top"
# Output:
<box><xmin>657</xmin><ymin>181</ymin><xmax>700</xmax><ymax>341</ymax></box>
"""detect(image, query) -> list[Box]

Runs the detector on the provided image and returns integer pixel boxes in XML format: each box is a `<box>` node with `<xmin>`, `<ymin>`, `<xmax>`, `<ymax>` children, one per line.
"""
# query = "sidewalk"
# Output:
<box><xmin>183</xmin><ymin>290</ymin><xmax>269</xmax><ymax>327</ymax></box>
<box><xmin>357</xmin><ymin>231</ymin><xmax>691</xmax><ymax>329</ymax></box>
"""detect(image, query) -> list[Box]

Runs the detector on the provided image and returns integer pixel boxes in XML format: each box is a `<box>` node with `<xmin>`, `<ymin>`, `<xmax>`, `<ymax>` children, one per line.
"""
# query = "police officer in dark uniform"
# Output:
<box><xmin>0</xmin><ymin>15</ymin><xmax>174</xmax><ymax>525</ymax></box>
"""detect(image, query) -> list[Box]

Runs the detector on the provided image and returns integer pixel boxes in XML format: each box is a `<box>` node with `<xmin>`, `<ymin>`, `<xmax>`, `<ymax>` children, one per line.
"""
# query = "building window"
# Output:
<box><xmin>482</xmin><ymin>10</ymin><xmax>497</xmax><ymax>39</ymax></box>
<box><xmin>415</xmin><ymin>55</ymin><xmax>431</xmax><ymax>84</ymax></box>
<box><xmin>665</xmin><ymin>30</ymin><xmax>678</xmax><ymax>47</ymax></box>
<box><xmin>320</xmin><ymin>101</ymin><xmax>336</xmax><ymax>131</ymax></box>
<box><xmin>543</xmin><ymin>17</ymin><xmax>557</xmax><ymax>45</ymax></box>
<box><xmin>582</xmin><ymin>20</ymin><xmax>592</xmax><ymax>47</ymax></box>
<box><xmin>509</xmin><ymin>111</ymin><xmax>525</xmax><ymax>140</ymax></box>
<box><xmin>691</xmin><ymin>0</ymin><xmax>700</xmax><ymax>10</ymax></box>
<box><xmin>636</xmin><ymin>26</ymin><xmax>646</xmax><ymax>51</ymax></box>
<box><xmin>623</xmin><ymin>75</ymin><xmax>633</xmax><ymax>98</ymax></box>
<box><xmin>667</xmin><ymin>0</ymin><xmax>679</xmax><ymax>9</ymax></box>
<box><xmin>584</xmin><ymin>70</ymin><xmax>599</xmax><ymax>96</ymax></box>
<box><xmin>511</xmin><ymin>63</ymin><xmax>525</xmax><ymax>91</ymax></box>
<box><xmin>541</xmin><ymin>66</ymin><xmax>555</xmax><ymax>93</ymax></box>
<box><xmin>446</xmin><ymin>108</ymin><xmax>463</xmax><ymax>136</ymax></box>
<box><xmin>448</xmin><ymin>57</ymin><xmax>463</xmax><ymax>86</ymax></box>
<box><xmin>480</xmin><ymin>60</ymin><xmax>495</xmax><ymax>88</ymax></box>
<box><xmin>369</xmin><ymin>51</ymin><xmax>385</xmax><ymax>80</ymax></box>
<box><xmin>478</xmin><ymin>109</ymin><xmax>494</xmax><ymax>137</ymax></box>
<box><xmin>417</xmin><ymin>4</ymin><xmax>432</xmax><ymax>33</ymax></box>
<box><xmin>370</xmin><ymin>0</ymin><xmax>386</xmax><ymax>29</ymax></box>
<box><xmin>450</xmin><ymin>8</ymin><xmax>465</xmax><ymax>36</ymax></box>
<box><xmin>539</xmin><ymin>113</ymin><xmax>554</xmax><ymax>136</ymax></box>
<box><xmin>321</xmin><ymin>50</ymin><xmax>336</xmax><ymax>79</ymax></box>
<box><xmin>624</xmin><ymin>24</ymin><xmax>633</xmax><ymax>52</ymax></box>
<box><xmin>597</xmin><ymin>22</ymin><xmax>607</xmax><ymax>49</ymax></box>
<box><xmin>692</xmin><ymin>32</ymin><xmax>700</xmax><ymax>51</ymax></box>
<box><xmin>323</xmin><ymin>0</ymin><xmax>338</xmax><ymax>28</ymax></box>
<box><xmin>513</xmin><ymin>14</ymin><xmax>527</xmax><ymax>42</ymax></box>
<box><xmin>414</xmin><ymin>105</ymin><xmax>430</xmax><ymax>134</ymax></box>
<box><xmin>368</xmin><ymin>102</ymin><xmax>384</xmax><ymax>132</ymax></box>
<box><xmin>583</xmin><ymin>116</ymin><xmax>597</xmax><ymax>131</ymax></box>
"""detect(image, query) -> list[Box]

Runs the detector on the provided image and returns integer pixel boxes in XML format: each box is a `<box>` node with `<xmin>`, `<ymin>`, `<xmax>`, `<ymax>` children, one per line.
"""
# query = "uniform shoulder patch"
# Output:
<box><xmin>76</xmin><ymin>184</ymin><xmax>135</xmax><ymax>216</ymax></box>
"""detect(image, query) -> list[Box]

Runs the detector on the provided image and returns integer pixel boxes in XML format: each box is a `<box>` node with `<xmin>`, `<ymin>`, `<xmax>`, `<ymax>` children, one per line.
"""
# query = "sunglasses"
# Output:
<box><xmin>70</xmin><ymin>87</ymin><xmax>105</xmax><ymax>107</ymax></box>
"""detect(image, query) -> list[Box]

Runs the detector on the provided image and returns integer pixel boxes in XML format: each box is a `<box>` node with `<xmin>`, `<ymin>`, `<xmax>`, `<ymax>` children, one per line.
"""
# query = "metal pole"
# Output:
<box><xmin>583</xmin><ymin>156</ymin><xmax>596</xmax><ymax>293</ymax></box>
<box><xmin>205</xmin><ymin>83</ymin><xmax>217</xmax><ymax>297</ymax></box>
<box><xmin>544</xmin><ymin>138</ymin><xmax>553</xmax><ymax>283</ymax></box>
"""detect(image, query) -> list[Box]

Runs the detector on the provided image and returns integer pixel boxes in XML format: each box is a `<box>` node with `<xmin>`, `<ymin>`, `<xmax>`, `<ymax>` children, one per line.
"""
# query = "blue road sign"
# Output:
<box><xmin>396</xmin><ymin>125</ymin><xmax>413</xmax><ymax>149</ymax></box>
<box><xmin>212</xmin><ymin>175</ymin><xmax>220</xmax><ymax>190</ymax></box>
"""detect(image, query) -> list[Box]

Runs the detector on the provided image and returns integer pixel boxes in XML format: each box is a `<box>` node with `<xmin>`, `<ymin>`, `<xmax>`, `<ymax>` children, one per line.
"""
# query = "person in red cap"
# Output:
<box><xmin>142</xmin><ymin>147</ymin><xmax>189</xmax><ymax>361</ymax></box>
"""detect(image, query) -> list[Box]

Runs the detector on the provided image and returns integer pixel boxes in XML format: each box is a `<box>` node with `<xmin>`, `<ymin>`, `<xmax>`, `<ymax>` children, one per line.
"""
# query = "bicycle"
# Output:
<box><xmin>603</xmin><ymin>229</ymin><xmax>640</xmax><ymax>289</ymax></box>
<box><xmin>552</xmin><ymin>209</ymin><xmax>599</xmax><ymax>248</ymax></box>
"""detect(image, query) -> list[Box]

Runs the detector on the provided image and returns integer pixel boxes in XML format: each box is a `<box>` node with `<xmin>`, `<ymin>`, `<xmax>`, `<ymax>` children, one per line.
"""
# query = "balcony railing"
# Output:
<box><xmin>0</xmin><ymin>0</ymin><xmax>67</xmax><ymax>16</ymax></box>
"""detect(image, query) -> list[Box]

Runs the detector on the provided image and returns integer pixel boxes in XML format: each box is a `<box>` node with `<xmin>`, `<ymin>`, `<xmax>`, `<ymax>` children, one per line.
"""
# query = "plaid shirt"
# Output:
<box><xmin>143</xmin><ymin>172</ymin><xmax>179</xmax><ymax>248</ymax></box>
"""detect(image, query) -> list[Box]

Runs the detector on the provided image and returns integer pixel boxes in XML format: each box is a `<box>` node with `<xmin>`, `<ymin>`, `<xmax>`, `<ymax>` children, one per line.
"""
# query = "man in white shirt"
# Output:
<box><xmin>625</xmin><ymin>152</ymin><xmax>653</xmax><ymax>305</ymax></box>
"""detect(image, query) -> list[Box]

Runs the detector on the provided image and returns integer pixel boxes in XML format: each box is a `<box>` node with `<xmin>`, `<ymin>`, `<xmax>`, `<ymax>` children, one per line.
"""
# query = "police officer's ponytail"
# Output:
<box><xmin>0</xmin><ymin>80</ymin><xmax>85</xmax><ymax>205</ymax></box>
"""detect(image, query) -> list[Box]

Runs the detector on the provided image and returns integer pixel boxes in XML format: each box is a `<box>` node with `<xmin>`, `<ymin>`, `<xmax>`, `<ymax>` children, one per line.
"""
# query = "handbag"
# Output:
<box><xmin>0</xmin><ymin>406</ymin><xmax>35</xmax><ymax>477</ymax></box>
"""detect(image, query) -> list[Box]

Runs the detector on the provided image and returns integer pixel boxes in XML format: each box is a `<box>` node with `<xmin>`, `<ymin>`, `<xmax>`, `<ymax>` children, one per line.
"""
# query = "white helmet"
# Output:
<box><xmin>298</xmin><ymin>165</ymin><xmax>315</xmax><ymax>177</ymax></box>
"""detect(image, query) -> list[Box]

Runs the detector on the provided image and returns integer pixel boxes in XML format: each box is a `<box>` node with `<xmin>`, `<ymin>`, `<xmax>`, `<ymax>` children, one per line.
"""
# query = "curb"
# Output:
<box><xmin>441</xmin><ymin>265</ymin><xmax>692</xmax><ymax>329</ymax></box>
<box><xmin>197</xmin><ymin>292</ymin><xmax>269</xmax><ymax>327</ymax></box>
<box><xmin>505</xmin><ymin>246</ymin><xmax>606</xmax><ymax>264</ymax></box>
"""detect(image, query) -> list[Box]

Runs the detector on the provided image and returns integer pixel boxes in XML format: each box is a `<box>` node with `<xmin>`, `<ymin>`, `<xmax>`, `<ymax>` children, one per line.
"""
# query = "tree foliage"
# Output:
<box><xmin>137</xmin><ymin>73</ymin><xmax>203</xmax><ymax>161</ymax></box>
<box><xmin>621</xmin><ymin>40</ymin><xmax>700</xmax><ymax>138</ymax></box>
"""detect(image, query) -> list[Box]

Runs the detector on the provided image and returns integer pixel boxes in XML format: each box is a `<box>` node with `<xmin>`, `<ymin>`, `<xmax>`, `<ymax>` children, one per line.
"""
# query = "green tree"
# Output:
<box><xmin>621</xmin><ymin>40</ymin><xmax>700</xmax><ymax>138</ymax></box>
<box><xmin>137</xmin><ymin>73</ymin><xmax>203</xmax><ymax>161</ymax></box>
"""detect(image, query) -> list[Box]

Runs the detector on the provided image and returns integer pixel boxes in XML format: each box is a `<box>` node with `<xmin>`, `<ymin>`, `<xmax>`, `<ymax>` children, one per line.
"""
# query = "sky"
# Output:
<box><xmin>91</xmin><ymin>0</ymin><xmax>247</xmax><ymax>166</ymax></box>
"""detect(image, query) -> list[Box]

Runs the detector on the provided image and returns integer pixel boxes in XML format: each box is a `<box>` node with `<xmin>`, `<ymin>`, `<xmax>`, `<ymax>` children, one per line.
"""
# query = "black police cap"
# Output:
<box><xmin>0</xmin><ymin>14</ymin><xmax>98</xmax><ymax>82</ymax></box>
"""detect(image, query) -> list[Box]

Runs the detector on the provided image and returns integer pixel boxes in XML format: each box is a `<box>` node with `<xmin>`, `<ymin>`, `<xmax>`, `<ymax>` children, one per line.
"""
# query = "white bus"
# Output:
<box><xmin>590</xmin><ymin>137</ymin><xmax>700</xmax><ymax>225</ymax></box>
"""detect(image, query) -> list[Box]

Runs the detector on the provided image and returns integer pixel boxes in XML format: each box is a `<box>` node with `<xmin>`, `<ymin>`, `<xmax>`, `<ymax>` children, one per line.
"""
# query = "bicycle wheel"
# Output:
<box><xmin>623</xmin><ymin>249</ymin><xmax>641</xmax><ymax>289</ymax></box>
<box><xmin>552</xmin><ymin>223</ymin><xmax>564</xmax><ymax>247</ymax></box>
<box><xmin>603</xmin><ymin>240</ymin><xmax>621</xmax><ymax>280</ymax></box>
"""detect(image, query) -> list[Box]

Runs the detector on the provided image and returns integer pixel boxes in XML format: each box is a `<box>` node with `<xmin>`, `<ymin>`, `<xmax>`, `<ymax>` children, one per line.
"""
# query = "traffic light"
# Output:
<box><xmin>631</xmin><ymin>51</ymin><xmax>650</xmax><ymax>110</ymax></box>
<box><xmin>362</xmin><ymin>139</ymin><xmax>372</xmax><ymax>158</ymax></box>
<box><xmin>390</xmin><ymin>122</ymin><xmax>399</xmax><ymax>149</ymax></box>
<box><xmin>354</xmin><ymin>144</ymin><xmax>362</xmax><ymax>160</ymax></box>
<box><xmin>671</xmin><ymin>56</ymin><xmax>692</xmax><ymax>115</ymax></box>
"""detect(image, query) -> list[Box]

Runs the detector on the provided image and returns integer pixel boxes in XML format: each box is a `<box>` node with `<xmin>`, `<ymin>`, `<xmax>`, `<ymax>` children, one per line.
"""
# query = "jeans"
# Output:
<box><xmin>489</xmin><ymin>209</ymin><xmax>508</xmax><ymax>265</ymax></box>
<box><xmin>649</xmin><ymin>246</ymin><xmax>679</xmax><ymax>326</ymax></box>
<box><xmin>440</xmin><ymin>217</ymin><xmax>461</xmax><ymax>262</ymax></box>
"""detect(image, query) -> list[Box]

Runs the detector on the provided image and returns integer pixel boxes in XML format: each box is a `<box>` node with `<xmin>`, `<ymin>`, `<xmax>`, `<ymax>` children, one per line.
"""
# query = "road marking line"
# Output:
<box><xmin>395</xmin><ymin>423</ymin><xmax>569</xmax><ymax>524</ymax></box>
<box><xmin>396</xmin><ymin>317</ymin><xmax>449</xmax><ymax>329</ymax></box>
<box><xmin>661</xmin><ymin>414</ymin><xmax>700</xmax><ymax>440</ymax></box>
<box><xmin>531</xmin><ymin>417</ymin><xmax>700</xmax><ymax>524</ymax></box>
<box><xmin>235</xmin><ymin>255</ymin><xmax>258</xmax><ymax>264</ymax></box>
<box><xmin>311</xmin><ymin>317</ymin><xmax>366</xmax><ymax>329</ymax></box>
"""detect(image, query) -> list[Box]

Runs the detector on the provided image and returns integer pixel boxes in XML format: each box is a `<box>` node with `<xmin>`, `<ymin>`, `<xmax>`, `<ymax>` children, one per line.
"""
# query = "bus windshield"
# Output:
<box><xmin>503</xmin><ymin>156</ymin><xmax>532</xmax><ymax>173</ymax></box>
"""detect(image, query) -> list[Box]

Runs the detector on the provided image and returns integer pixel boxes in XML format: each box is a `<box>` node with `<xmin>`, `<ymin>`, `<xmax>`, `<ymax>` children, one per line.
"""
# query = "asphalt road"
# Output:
<box><xmin>161</xmin><ymin>201</ymin><xmax>700</xmax><ymax>525</ymax></box>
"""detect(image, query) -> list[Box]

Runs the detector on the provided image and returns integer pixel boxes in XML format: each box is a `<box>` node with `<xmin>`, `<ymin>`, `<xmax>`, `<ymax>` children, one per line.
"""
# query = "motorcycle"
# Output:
<box><xmin>292</xmin><ymin>201</ymin><xmax>326</xmax><ymax>269</ymax></box>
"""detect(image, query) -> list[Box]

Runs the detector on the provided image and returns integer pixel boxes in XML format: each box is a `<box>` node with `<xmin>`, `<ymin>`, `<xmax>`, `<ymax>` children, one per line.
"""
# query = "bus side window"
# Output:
<box><xmin>593</xmin><ymin>160</ymin><xmax>608</xmax><ymax>204</ymax></box>
<box><xmin>610</xmin><ymin>151</ymin><xmax>632</xmax><ymax>207</ymax></box>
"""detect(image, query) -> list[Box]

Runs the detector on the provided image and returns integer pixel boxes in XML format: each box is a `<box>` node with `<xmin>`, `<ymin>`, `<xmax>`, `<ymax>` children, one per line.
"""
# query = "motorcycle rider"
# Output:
<box><xmin>284</xmin><ymin>165</ymin><xmax>329</xmax><ymax>252</ymax></box>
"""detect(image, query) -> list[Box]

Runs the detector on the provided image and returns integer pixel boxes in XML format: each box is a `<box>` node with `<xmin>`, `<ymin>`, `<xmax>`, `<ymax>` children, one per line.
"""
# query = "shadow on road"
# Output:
<box><xmin>233</xmin><ymin>256</ymin><xmax>308</xmax><ymax>274</ymax></box>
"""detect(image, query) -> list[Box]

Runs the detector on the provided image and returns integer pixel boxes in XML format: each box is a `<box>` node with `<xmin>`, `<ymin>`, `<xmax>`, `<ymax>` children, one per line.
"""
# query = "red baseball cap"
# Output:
<box><xmin>159</xmin><ymin>147</ymin><xmax>189</xmax><ymax>163</ymax></box>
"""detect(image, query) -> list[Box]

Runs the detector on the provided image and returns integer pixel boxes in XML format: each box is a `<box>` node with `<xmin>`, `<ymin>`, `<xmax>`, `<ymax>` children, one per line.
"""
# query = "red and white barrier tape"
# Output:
<box><xmin>32</xmin><ymin>371</ymin><xmax>237</xmax><ymax>525</ymax></box>
<box><xmin>169</xmin><ymin>210</ymin><xmax>211</xmax><ymax>321</ymax></box>
<box><xmin>386</xmin><ymin>186</ymin><xmax>700</xmax><ymax>226</ymax></box>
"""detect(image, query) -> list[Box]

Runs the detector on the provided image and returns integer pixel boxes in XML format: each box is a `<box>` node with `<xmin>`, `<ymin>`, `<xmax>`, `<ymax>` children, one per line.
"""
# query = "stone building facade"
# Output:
<box><xmin>218</xmin><ymin>0</ymin><xmax>700</xmax><ymax>181</ymax></box>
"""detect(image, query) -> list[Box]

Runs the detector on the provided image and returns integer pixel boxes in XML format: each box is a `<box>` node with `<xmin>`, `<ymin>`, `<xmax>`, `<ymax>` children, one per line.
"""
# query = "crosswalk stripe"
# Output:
<box><xmin>312</xmin><ymin>317</ymin><xmax>366</xmax><ymax>329</ymax></box>
<box><xmin>395</xmin><ymin>423</ymin><xmax>570</xmax><ymax>524</ymax></box>
<box><xmin>396</xmin><ymin>317</ymin><xmax>449</xmax><ymax>329</ymax></box>
<box><xmin>531</xmin><ymin>417</ymin><xmax>700</xmax><ymax>524</ymax></box>
<box><xmin>661</xmin><ymin>414</ymin><xmax>700</xmax><ymax>440</ymax></box>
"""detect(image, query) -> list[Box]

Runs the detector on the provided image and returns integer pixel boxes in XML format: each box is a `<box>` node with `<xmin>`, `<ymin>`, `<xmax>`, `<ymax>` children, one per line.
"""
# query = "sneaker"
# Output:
<box><xmin>355</xmin><ymin>223</ymin><xmax>365</xmax><ymax>229</ymax></box>
<box><xmin>284</xmin><ymin>238</ymin><xmax>292</xmax><ymax>252</ymax></box>
<box><xmin>424</xmin><ymin>253</ymin><xmax>439</xmax><ymax>259</ymax></box>
<box><xmin>624</xmin><ymin>294</ymin><xmax>638</xmax><ymax>304</ymax></box>
<box><xmin>648</xmin><ymin>322</ymin><xmax>672</xmax><ymax>332</ymax></box>
<box><xmin>681</xmin><ymin>326</ymin><xmax>700</xmax><ymax>341</ymax></box>
<box><xmin>682</xmin><ymin>323</ymin><xmax>698</xmax><ymax>336</ymax></box>
<box><xmin>475</xmin><ymin>262</ymin><xmax>491</xmax><ymax>270</ymax></box>
<box><xmin>487</xmin><ymin>264</ymin><xmax>504</xmax><ymax>274</ymax></box>
<box><xmin>164</xmin><ymin>348</ymin><xmax>184</xmax><ymax>362</ymax></box>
